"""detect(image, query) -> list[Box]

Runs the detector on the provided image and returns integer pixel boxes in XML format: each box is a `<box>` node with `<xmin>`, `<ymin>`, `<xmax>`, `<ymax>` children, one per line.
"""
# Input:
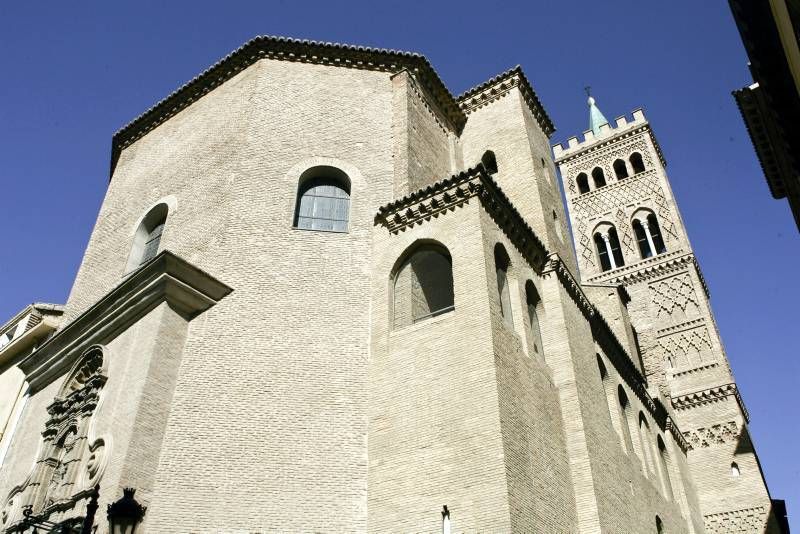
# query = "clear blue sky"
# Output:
<box><xmin>1</xmin><ymin>0</ymin><xmax>797</xmax><ymax>527</ymax></box>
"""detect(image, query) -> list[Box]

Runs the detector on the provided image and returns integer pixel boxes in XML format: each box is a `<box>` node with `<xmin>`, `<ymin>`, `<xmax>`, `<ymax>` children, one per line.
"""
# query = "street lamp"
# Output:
<box><xmin>106</xmin><ymin>488</ymin><xmax>146</xmax><ymax>534</ymax></box>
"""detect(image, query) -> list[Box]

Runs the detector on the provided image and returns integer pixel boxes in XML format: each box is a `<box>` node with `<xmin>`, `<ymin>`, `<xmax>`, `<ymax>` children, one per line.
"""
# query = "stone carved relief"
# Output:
<box><xmin>683</xmin><ymin>420</ymin><xmax>739</xmax><ymax>451</ymax></box>
<box><xmin>659</xmin><ymin>326</ymin><xmax>715</xmax><ymax>370</ymax></box>
<box><xmin>649</xmin><ymin>273</ymin><xmax>700</xmax><ymax>320</ymax></box>
<box><xmin>1</xmin><ymin>345</ymin><xmax>110</xmax><ymax>530</ymax></box>
<box><xmin>704</xmin><ymin>506</ymin><xmax>767</xmax><ymax>533</ymax></box>
<box><xmin>569</xmin><ymin>170</ymin><xmax>678</xmax><ymax>271</ymax></box>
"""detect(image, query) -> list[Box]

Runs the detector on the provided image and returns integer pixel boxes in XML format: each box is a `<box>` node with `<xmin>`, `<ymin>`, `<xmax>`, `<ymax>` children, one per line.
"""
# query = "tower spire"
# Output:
<box><xmin>585</xmin><ymin>87</ymin><xmax>609</xmax><ymax>136</ymax></box>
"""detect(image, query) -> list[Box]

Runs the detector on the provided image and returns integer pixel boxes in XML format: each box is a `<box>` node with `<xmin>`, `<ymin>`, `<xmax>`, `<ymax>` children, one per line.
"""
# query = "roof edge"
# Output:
<box><xmin>457</xmin><ymin>65</ymin><xmax>555</xmax><ymax>136</ymax></box>
<box><xmin>110</xmin><ymin>35</ymin><xmax>467</xmax><ymax>176</ymax></box>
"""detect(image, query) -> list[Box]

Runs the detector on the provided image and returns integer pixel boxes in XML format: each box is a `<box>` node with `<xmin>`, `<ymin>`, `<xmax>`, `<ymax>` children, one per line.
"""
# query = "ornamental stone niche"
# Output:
<box><xmin>2</xmin><ymin>345</ymin><xmax>109</xmax><ymax>530</ymax></box>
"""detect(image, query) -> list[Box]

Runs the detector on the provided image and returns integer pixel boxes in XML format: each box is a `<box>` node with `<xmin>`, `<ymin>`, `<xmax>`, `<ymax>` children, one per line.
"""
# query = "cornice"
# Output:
<box><xmin>665</xmin><ymin>416</ymin><xmax>690</xmax><ymax>453</ymax></box>
<box><xmin>19</xmin><ymin>251</ymin><xmax>233</xmax><ymax>393</ymax></box>
<box><xmin>111</xmin><ymin>35</ymin><xmax>467</xmax><ymax>175</ymax></box>
<box><xmin>456</xmin><ymin>66</ymin><xmax>555</xmax><ymax>136</ymax></box>
<box><xmin>585</xmin><ymin>251</ymin><xmax>710</xmax><ymax>299</ymax></box>
<box><xmin>671</xmin><ymin>383</ymin><xmax>750</xmax><ymax>423</ymax></box>
<box><xmin>375</xmin><ymin>164</ymin><xmax>549</xmax><ymax>269</ymax></box>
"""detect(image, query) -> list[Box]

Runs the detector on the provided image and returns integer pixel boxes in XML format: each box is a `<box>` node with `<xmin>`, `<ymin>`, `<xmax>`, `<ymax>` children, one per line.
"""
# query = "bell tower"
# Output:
<box><xmin>553</xmin><ymin>97</ymin><xmax>781</xmax><ymax>533</ymax></box>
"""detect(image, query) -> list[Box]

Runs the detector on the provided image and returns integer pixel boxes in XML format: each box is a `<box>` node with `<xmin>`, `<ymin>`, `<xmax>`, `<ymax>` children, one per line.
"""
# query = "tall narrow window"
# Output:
<box><xmin>617</xmin><ymin>385</ymin><xmax>635</xmax><ymax>454</ymax></box>
<box><xmin>525</xmin><ymin>281</ymin><xmax>544</xmax><ymax>356</ymax></box>
<box><xmin>731</xmin><ymin>462</ymin><xmax>740</xmax><ymax>477</ymax></box>
<box><xmin>127</xmin><ymin>203</ymin><xmax>169</xmax><ymax>272</ymax></box>
<box><xmin>393</xmin><ymin>244</ymin><xmax>454</xmax><ymax>329</ymax></box>
<box><xmin>481</xmin><ymin>150</ymin><xmax>498</xmax><ymax>174</ymax></box>
<box><xmin>577</xmin><ymin>173</ymin><xmax>590</xmax><ymax>194</ymax></box>
<box><xmin>630</xmin><ymin>152</ymin><xmax>646</xmax><ymax>174</ymax></box>
<box><xmin>613</xmin><ymin>159</ymin><xmax>629</xmax><ymax>179</ymax></box>
<box><xmin>294</xmin><ymin>166</ymin><xmax>351</xmax><ymax>232</ymax></box>
<box><xmin>638</xmin><ymin>412</ymin><xmax>656</xmax><ymax>476</ymax></box>
<box><xmin>657</xmin><ymin>436</ymin><xmax>674</xmax><ymax>499</ymax></box>
<box><xmin>594</xmin><ymin>233</ymin><xmax>612</xmax><ymax>271</ymax></box>
<box><xmin>608</xmin><ymin>227</ymin><xmax>625</xmax><ymax>267</ymax></box>
<box><xmin>633</xmin><ymin>219</ymin><xmax>652</xmax><ymax>258</ymax></box>
<box><xmin>494</xmin><ymin>244</ymin><xmax>514</xmax><ymax>327</ymax></box>
<box><xmin>647</xmin><ymin>214</ymin><xmax>666</xmax><ymax>254</ymax></box>
<box><xmin>655</xmin><ymin>515</ymin><xmax>664</xmax><ymax>534</ymax></box>
<box><xmin>592</xmin><ymin>167</ymin><xmax>606</xmax><ymax>188</ymax></box>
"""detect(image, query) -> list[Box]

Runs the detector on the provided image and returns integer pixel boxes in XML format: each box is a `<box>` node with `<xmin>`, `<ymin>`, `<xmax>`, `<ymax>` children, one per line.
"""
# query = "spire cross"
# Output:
<box><xmin>584</xmin><ymin>85</ymin><xmax>592</xmax><ymax>97</ymax></box>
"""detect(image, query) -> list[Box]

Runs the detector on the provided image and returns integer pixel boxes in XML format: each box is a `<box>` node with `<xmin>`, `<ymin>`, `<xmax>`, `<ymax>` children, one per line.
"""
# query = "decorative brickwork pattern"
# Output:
<box><xmin>658</xmin><ymin>325</ymin><xmax>714</xmax><ymax>369</ymax></box>
<box><xmin>683</xmin><ymin>421</ymin><xmax>739</xmax><ymax>451</ymax></box>
<box><xmin>649</xmin><ymin>273</ymin><xmax>700</xmax><ymax>318</ymax></box>
<box><xmin>704</xmin><ymin>506</ymin><xmax>767</xmax><ymax>533</ymax></box>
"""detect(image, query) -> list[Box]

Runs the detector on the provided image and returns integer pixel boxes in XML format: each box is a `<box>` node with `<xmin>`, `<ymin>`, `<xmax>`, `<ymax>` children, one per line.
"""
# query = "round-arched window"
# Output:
<box><xmin>294</xmin><ymin>166</ymin><xmax>351</xmax><ymax>232</ymax></box>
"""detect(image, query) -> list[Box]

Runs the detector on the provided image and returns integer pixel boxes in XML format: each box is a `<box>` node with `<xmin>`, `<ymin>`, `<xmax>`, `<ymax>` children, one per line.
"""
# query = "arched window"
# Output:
<box><xmin>592</xmin><ymin>167</ymin><xmax>606</xmax><ymax>188</ymax></box>
<box><xmin>613</xmin><ymin>159</ymin><xmax>629</xmax><ymax>180</ymax></box>
<box><xmin>481</xmin><ymin>150</ymin><xmax>498</xmax><ymax>174</ymax></box>
<box><xmin>655</xmin><ymin>515</ymin><xmax>664</xmax><ymax>534</ymax></box>
<box><xmin>608</xmin><ymin>227</ymin><xmax>625</xmax><ymax>267</ymax></box>
<box><xmin>633</xmin><ymin>219</ymin><xmax>652</xmax><ymax>259</ymax></box>
<box><xmin>594</xmin><ymin>233</ymin><xmax>611</xmax><ymax>271</ymax></box>
<box><xmin>525</xmin><ymin>281</ymin><xmax>544</xmax><ymax>357</ymax></box>
<box><xmin>638</xmin><ymin>412</ymin><xmax>656</xmax><ymax>476</ymax></box>
<box><xmin>127</xmin><ymin>203</ymin><xmax>169</xmax><ymax>272</ymax></box>
<box><xmin>617</xmin><ymin>385</ymin><xmax>635</xmax><ymax>454</ymax></box>
<box><xmin>393</xmin><ymin>244</ymin><xmax>454</xmax><ymax>329</ymax></box>
<box><xmin>577</xmin><ymin>173</ymin><xmax>590</xmax><ymax>194</ymax></box>
<box><xmin>647</xmin><ymin>214</ymin><xmax>666</xmax><ymax>254</ymax></box>
<box><xmin>494</xmin><ymin>244</ymin><xmax>514</xmax><ymax>327</ymax></box>
<box><xmin>731</xmin><ymin>462</ymin><xmax>740</xmax><ymax>477</ymax></box>
<box><xmin>597</xmin><ymin>354</ymin><xmax>608</xmax><ymax>379</ymax></box>
<box><xmin>657</xmin><ymin>436</ymin><xmax>674</xmax><ymax>499</ymax></box>
<box><xmin>294</xmin><ymin>166</ymin><xmax>351</xmax><ymax>232</ymax></box>
<box><xmin>630</xmin><ymin>152</ymin><xmax>646</xmax><ymax>174</ymax></box>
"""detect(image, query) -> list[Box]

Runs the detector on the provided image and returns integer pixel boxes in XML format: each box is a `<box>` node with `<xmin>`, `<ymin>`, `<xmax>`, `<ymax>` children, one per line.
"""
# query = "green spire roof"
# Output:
<box><xmin>588</xmin><ymin>95</ymin><xmax>609</xmax><ymax>136</ymax></box>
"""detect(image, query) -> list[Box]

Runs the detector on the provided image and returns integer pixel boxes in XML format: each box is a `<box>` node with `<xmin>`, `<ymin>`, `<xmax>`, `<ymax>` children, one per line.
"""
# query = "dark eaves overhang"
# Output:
<box><xmin>109</xmin><ymin>36</ymin><xmax>556</xmax><ymax>178</ymax></box>
<box><xmin>375</xmin><ymin>163</ymin><xmax>550</xmax><ymax>269</ymax></box>
<box><xmin>19</xmin><ymin>251</ymin><xmax>232</xmax><ymax>393</ymax></box>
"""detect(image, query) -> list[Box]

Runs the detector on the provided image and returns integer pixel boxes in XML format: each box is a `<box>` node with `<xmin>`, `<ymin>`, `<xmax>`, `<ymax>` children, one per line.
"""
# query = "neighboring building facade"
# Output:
<box><xmin>554</xmin><ymin>98</ymin><xmax>785</xmax><ymax>532</ymax></box>
<box><xmin>0</xmin><ymin>304</ymin><xmax>63</xmax><ymax>468</ymax></box>
<box><xmin>729</xmin><ymin>0</ymin><xmax>800</xmax><ymax>231</ymax></box>
<box><xmin>0</xmin><ymin>36</ymin><xmax>785</xmax><ymax>532</ymax></box>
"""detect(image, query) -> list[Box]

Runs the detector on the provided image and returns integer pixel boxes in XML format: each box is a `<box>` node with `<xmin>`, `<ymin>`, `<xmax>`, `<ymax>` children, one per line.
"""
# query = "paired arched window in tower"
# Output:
<box><xmin>630</xmin><ymin>152</ymin><xmax>646</xmax><ymax>174</ymax></box>
<box><xmin>392</xmin><ymin>243</ymin><xmax>455</xmax><ymax>329</ymax></box>
<box><xmin>594</xmin><ymin>226</ymin><xmax>625</xmax><ymax>272</ymax></box>
<box><xmin>632</xmin><ymin>213</ymin><xmax>667</xmax><ymax>259</ymax></box>
<box><xmin>613</xmin><ymin>159</ymin><xmax>629</xmax><ymax>180</ymax></box>
<box><xmin>525</xmin><ymin>281</ymin><xmax>544</xmax><ymax>357</ymax></box>
<box><xmin>576</xmin><ymin>173</ymin><xmax>590</xmax><ymax>194</ymax></box>
<box><xmin>293</xmin><ymin>166</ymin><xmax>351</xmax><ymax>232</ymax></box>
<box><xmin>592</xmin><ymin>167</ymin><xmax>606</xmax><ymax>188</ymax></box>
<box><xmin>494</xmin><ymin>244</ymin><xmax>514</xmax><ymax>327</ymax></box>
<box><xmin>127</xmin><ymin>203</ymin><xmax>169</xmax><ymax>272</ymax></box>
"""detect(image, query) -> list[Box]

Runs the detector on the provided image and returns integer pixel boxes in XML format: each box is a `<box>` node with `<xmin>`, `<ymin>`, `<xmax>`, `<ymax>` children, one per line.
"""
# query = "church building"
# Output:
<box><xmin>0</xmin><ymin>36</ymin><xmax>786</xmax><ymax>533</ymax></box>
